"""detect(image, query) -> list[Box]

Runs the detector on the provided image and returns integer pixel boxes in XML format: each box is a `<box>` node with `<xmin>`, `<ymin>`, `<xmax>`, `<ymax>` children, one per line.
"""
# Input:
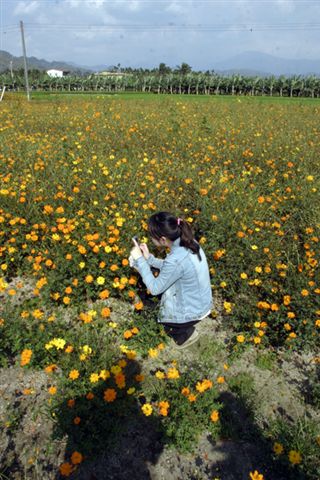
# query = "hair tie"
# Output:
<box><xmin>177</xmin><ymin>218</ymin><xmax>182</xmax><ymax>226</ymax></box>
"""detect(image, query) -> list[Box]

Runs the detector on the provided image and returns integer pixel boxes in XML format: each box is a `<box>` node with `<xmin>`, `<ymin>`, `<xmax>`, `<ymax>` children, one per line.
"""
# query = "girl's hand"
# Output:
<box><xmin>139</xmin><ymin>243</ymin><xmax>150</xmax><ymax>259</ymax></box>
<box><xmin>130</xmin><ymin>246</ymin><xmax>143</xmax><ymax>260</ymax></box>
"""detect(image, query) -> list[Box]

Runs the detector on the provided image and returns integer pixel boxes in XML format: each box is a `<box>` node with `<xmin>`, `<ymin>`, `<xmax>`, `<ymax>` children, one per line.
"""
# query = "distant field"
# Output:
<box><xmin>5</xmin><ymin>90</ymin><xmax>320</xmax><ymax>103</ymax></box>
<box><xmin>0</xmin><ymin>93</ymin><xmax>319</xmax><ymax>479</ymax></box>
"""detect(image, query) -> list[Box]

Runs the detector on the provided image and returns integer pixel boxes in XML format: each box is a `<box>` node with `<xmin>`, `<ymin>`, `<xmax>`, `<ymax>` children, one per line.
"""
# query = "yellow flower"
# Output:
<box><xmin>141</xmin><ymin>403</ymin><xmax>153</xmax><ymax>416</ymax></box>
<box><xmin>148</xmin><ymin>348</ymin><xmax>158</xmax><ymax>358</ymax></box>
<box><xmin>249</xmin><ymin>471</ymin><xmax>264</xmax><ymax>480</ymax></box>
<box><xmin>240</xmin><ymin>272</ymin><xmax>248</xmax><ymax>279</ymax></box>
<box><xmin>155</xmin><ymin>370</ymin><xmax>165</xmax><ymax>379</ymax></box>
<box><xmin>81</xmin><ymin>345</ymin><xmax>92</xmax><ymax>355</ymax></box>
<box><xmin>224</xmin><ymin>302</ymin><xmax>232</xmax><ymax>313</ymax></box>
<box><xmin>127</xmin><ymin>387</ymin><xmax>135</xmax><ymax>395</ymax></box>
<box><xmin>99</xmin><ymin>369</ymin><xmax>110</xmax><ymax>380</ymax></box>
<box><xmin>288</xmin><ymin>450</ymin><xmax>302</xmax><ymax>465</ymax></box>
<box><xmin>196</xmin><ymin>379</ymin><xmax>213</xmax><ymax>392</ymax></box>
<box><xmin>52</xmin><ymin>338</ymin><xmax>66</xmax><ymax>350</ymax></box>
<box><xmin>237</xmin><ymin>335</ymin><xmax>245</xmax><ymax>343</ymax></box>
<box><xmin>273</xmin><ymin>442</ymin><xmax>284</xmax><ymax>455</ymax></box>
<box><xmin>96</xmin><ymin>276</ymin><xmax>105</xmax><ymax>285</ymax></box>
<box><xmin>69</xmin><ymin>370</ymin><xmax>80</xmax><ymax>380</ymax></box>
<box><xmin>111</xmin><ymin>365</ymin><xmax>122</xmax><ymax>375</ymax></box>
<box><xmin>90</xmin><ymin>373</ymin><xmax>100</xmax><ymax>383</ymax></box>
<box><xmin>167</xmin><ymin>367</ymin><xmax>180</xmax><ymax>379</ymax></box>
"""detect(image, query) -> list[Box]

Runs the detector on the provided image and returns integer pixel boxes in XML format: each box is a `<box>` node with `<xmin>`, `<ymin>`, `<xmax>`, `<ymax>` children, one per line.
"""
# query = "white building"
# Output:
<box><xmin>46</xmin><ymin>69</ymin><xmax>69</xmax><ymax>78</ymax></box>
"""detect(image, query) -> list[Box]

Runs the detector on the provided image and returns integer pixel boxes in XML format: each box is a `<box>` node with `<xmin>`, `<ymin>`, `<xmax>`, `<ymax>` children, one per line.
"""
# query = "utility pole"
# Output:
<box><xmin>20</xmin><ymin>20</ymin><xmax>30</xmax><ymax>101</ymax></box>
<box><xmin>9</xmin><ymin>60</ymin><xmax>13</xmax><ymax>79</ymax></box>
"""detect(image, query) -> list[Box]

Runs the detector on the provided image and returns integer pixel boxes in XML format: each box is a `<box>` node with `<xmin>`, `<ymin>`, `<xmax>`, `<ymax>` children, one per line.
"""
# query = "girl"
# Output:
<box><xmin>130</xmin><ymin>211</ymin><xmax>213</xmax><ymax>349</ymax></box>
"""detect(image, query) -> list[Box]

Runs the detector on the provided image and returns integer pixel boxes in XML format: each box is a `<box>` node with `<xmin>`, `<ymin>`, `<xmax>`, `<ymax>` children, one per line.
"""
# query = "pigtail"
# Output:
<box><xmin>179</xmin><ymin>219</ymin><xmax>202</xmax><ymax>261</ymax></box>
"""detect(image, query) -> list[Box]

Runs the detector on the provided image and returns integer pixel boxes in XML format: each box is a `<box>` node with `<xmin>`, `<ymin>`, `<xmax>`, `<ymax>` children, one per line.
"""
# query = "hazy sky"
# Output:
<box><xmin>1</xmin><ymin>0</ymin><xmax>320</xmax><ymax>68</ymax></box>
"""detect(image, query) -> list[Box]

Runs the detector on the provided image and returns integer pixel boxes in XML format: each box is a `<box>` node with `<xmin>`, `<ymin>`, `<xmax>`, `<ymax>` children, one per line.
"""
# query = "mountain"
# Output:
<box><xmin>217</xmin><ymin>68</ymin><xmax>272</xmax><ymax>77</ymax></box>
<box><xmin>214</xmin><ymin>51</ymin><xmax>320</xmax><ymax>76</ymax></box>
<box><xmin>0</xmin><ymin>50</ymin><xmax>93</xmax><ymax>74</ymax></box>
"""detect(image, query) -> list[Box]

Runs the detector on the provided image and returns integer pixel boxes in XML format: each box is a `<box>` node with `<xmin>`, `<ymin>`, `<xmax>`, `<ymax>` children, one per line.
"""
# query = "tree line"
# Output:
<box><xmin>1</xmin><ymin>63</ymin><xmax>320</xmax><ymax>97</ymax></box>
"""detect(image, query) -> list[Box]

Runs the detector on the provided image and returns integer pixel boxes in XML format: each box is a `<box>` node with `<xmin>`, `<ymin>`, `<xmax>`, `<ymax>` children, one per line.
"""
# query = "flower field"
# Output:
<box><xmin>0</xmin><ymin>93</ymin><xmax>319</xmax><ymax>479</ymax></box>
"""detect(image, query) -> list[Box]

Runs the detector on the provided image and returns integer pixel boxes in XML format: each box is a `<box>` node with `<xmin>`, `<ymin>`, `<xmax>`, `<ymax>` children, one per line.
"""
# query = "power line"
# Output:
<box><xmin>20</xmin><ymin>22</ymin><xmax>320</xmax><ymax>32</ymax></box>
<box><xmin>2</xmin><ymin>21</ymin><xmax>320</xmax><ymax>35</ymax></box>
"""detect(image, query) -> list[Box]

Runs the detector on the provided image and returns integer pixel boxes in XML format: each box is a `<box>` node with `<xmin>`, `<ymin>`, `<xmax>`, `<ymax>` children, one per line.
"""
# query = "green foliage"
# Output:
<box><xmin>143</xmin><ymin>369</ymin><xmax>221</xmax><ymax>453</ymax></box>
<box><xmin>269</xmin><ymin>416</ymin><xmax>320</xmax><ymax>480</ymax></box>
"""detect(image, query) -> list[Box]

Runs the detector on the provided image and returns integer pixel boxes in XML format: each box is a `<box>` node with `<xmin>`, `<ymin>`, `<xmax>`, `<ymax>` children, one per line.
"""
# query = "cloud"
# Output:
<box><xmin>4</xmin><ymin>0</ymin><xmax>320</xmax><ymax>68</ymax></box>
<box><xmin>13</xmin><ymin>1</ymin><xmax>40</xmax><ymax>15</ymax></box>
<box><xmin>165</xmin><ymin>1</ymin><xmax>184</xmax><ymax>14</ymax></box>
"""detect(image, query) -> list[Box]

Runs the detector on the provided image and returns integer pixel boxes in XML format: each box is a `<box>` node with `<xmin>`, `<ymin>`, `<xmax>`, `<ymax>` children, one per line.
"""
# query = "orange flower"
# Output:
<box><xmin>45</xmin><ymin>364</ymin><xmax>58</xmax><ymax>373</ymax></box>
<box><xmin>134</xmin><ymin>301</ymin><xmax>144</xmax><ymax>310</ymax></box>
<box><xmin>210</xmin><ymin>410</ymin><xmax>219</xmax><ymax>422</ymax></box>
<box><xmin>188</xmin><ymin>394</ymin><xmax>197</xmax><ymax>402</ymax></box>
<box><xmin>101</xmin><ymin>307</ymin><xmax>111</xmax><ymax>318</ymax></box>
<box><xmin>59</xmin><ymin>462</ymin><xmax>73</xmax><ymax>476</ymax></box>
<box><xmin>99</xmin><ymin>289</ymin><xmax>110</xmax><ymax>299</ymax></box>
<box><xmin>104</xmin><ymin>388</ymin><xmax>117</xmax><ymax>402</ymax></box>
<box><xmin>115</xmin><ymin>373</ymin><xmax>126</xmax><ymax>389</ymax></box>
<box><xmin>71</xmin><ymin>451</ymin><xmax>83</xmax><ymax>465</ymax></box>
<box><xmin>213</xmin><ymin>249</ymin><xmax>226</xmax><ymax>260</ymax></box>
<box><xmin>20</xmin><ymin>349</ymin><xmax>32</xmax><ymax>367</ymax></box>
<box><xmin>48</xmin><ymin>386</ymin><xmax>57</xmax><ymax>395</ymax></box>
<box><xmin>158</xmin><ymin>401</ymin><xmax>170</xmax><ymax>416</ymax></box>
<box><xmin>181</xmin><ymin>387</ymin><xmax>190</xmax><ymax>397</ymax></box>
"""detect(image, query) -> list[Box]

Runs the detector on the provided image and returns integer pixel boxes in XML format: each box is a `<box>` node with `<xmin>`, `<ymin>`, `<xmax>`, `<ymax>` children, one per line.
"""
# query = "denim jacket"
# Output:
<box><xmin>133</xmin><ymin>238</ymin><xmax>213</xmax><ymax>324</ymax></box>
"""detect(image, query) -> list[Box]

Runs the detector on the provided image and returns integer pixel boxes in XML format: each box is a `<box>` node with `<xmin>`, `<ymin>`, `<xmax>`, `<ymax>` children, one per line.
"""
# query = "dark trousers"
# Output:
<box><xmin>162</xmin><ymin>320</ymin><xmax>199</xmax><ymax>346</ymax></box>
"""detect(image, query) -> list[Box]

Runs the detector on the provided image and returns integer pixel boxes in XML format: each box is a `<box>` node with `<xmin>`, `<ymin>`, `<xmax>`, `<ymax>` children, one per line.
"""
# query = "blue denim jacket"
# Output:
<box><xmin>133</xmin><ymin>238</ymin><xmax>213</xmax><ymax>324</ymax></box>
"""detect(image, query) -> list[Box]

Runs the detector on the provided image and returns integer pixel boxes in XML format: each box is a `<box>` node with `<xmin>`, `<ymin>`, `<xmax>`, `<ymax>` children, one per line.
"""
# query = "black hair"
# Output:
<box><xmin>148</xmin><ymin>211</ymin><xmax>201</xmax><ymax>261</ymax></box>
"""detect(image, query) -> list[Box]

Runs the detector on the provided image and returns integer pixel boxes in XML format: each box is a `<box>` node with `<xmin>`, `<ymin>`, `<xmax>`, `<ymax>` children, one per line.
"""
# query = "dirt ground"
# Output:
<box><xmin>0</xmin><ymin>292</ymin><xmax>319</xmax><ymax>479</ymax></box>
<box><xmin>1</xmin><ymin>317</ymin><xmax>319</xmax><ymax>479</ymax></box>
